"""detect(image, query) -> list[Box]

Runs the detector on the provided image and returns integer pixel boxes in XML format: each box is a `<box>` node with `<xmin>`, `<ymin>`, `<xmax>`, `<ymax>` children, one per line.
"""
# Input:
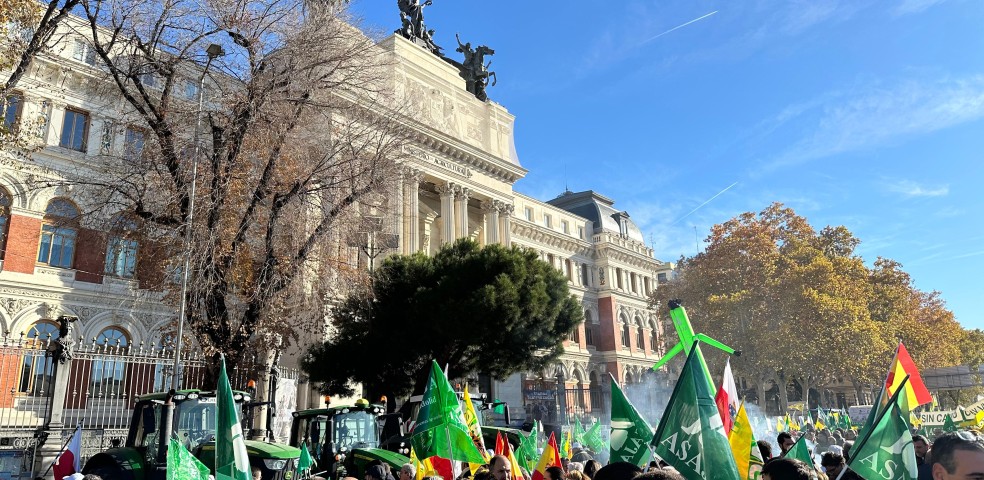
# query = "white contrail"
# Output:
<box><xmin>643</xmin><ymin>11</ymin><xmax>719</xmax><ymax>44</ymax></box>
<box><xmin>672</xmin><ymin>181</ymin><xmax>739</xmax><ymax>225</ymax></box>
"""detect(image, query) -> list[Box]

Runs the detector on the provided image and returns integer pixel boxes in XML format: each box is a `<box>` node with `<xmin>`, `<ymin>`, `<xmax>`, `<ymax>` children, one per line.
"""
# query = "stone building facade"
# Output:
<box><xmin>0</xmin><ymin>21</ymin><xmax>670</xmax><ymax>425</ymax></box>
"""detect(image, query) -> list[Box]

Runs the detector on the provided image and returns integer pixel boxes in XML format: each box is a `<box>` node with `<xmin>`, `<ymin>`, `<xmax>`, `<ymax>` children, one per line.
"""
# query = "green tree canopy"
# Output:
<box><xmin>303</xmin><ymin>239</ymin><xmax>583</xmax><ymax>398</ymax></box>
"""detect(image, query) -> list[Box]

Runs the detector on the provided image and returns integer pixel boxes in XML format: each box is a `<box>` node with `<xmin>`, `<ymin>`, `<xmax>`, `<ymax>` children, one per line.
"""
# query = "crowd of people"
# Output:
<box><xmin>351</xmin><ymin>425</ymin><xmax>984</xmax><ymax>480</ymax></box>
<box><xmin>765</xmin><ymin>426</ymin><xmax>984</xmax><ymax>480</ymax></box>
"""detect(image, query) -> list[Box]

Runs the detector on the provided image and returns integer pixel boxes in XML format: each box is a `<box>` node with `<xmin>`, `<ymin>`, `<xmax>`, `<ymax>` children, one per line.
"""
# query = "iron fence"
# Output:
<box><xmin>0</xmin><ymin>330</ymin><xmax>299</xmax><ymax>478</ymax></box>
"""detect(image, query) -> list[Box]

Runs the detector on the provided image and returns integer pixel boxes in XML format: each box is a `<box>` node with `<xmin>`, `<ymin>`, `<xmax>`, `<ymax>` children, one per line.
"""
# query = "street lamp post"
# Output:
<box><xmin>171</xmin><ymin>43</ymin><xmax>224</xmax><ymax>390</ymax></box>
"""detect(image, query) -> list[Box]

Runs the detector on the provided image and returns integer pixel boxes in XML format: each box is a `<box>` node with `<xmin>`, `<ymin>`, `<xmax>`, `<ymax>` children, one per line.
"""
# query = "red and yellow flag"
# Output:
<box><xmin>885</xmin><ymin>342</ymin><xmax>933</xmax><ymax>407</ymax></box>
<box><xmin>506</xmin><ymin>439</ymin><xmax>525</xmax><ymax>480</ymax></box>
<box><xmin>530</xmin><ymin>433</ymin><xmax>563</xmax><ymax>480</ymax></box>
<box><xmin>495</xmin><ymin>432</ymin><xmax>508</xmax><ymax>456</ymax></box>
<box><xmin>412</xmin><ymin>449</ymin><xmax>454</xmax><ymax>480</ymax></box>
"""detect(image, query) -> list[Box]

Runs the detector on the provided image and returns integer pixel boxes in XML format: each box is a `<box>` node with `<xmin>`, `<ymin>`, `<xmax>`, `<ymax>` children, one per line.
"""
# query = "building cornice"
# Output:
<box><xmin>511</xmin><ymin>219</ymin><xmax>593</xmax><ymax>257</ymax></box>
<box><xmin>409</xmin><ymin>128</ymin><xmax>527</xmax><ymax>184</ymax></box>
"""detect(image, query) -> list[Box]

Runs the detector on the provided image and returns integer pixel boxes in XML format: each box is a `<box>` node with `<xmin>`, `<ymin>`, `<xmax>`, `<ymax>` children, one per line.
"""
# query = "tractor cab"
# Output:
<box><xmin>290</xmin><ymin>399</ymin><xmax>409</xmax><ymax>479</ymax></box>
<box><xmin>83</xmin><ymin>389</ymin><xmax>300</xmax><ymax>480</ymax></box>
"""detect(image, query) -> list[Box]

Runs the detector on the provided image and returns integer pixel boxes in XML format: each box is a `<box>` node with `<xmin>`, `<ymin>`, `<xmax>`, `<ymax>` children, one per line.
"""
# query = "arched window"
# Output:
<box><xmin>621</xmin><ymin>320</ymin><xmax>631</xmax><ymax>348</ymax></box>
<box><xmin>19</xmin><ymin>321</ymin><xmax>60</xmax><ymax>394</ymax></box>
<box><xmin>0</xmin><ymin>187</ymin><xmax>11</xmax><ymax>259</ymax></box>
<box><xmin>569</xmin><ymin>326</ymin><xmax>580</xmax><ymax>344</ymax></box>
<box><xmin>90</xmin><ymin>327</ymin><xmax>130</xmax><ymax>398</ymax></box>
<box><xmin>649</xmin><ymin>321</ymin><xmax>659</xmax><ymax>352</ymax></box>
<box><xmin>635</xmin><ymin>318</ymin><xmax>645</xmax><ymax>349</ymax></box>
<box><xmin>37</xmin><ymin>198</ymin><xmax>80</xmax><ymax>268</ymax></box>
<box><xmin>105</xmin><ymin>215</ymin><xmax>139</xmax><ymax>278</ymax></box>
<box><xmin>583</xmin><ymin>311</ymin><xmax>594</xmax><ymax>346</ymax></box>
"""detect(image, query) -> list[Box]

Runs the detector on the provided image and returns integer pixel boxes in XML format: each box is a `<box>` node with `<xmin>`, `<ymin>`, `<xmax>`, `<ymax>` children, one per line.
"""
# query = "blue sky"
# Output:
<box><xmin>350</xmin><ymin>1</ymin><xmax>984</xmax><ymax>330</ymax></box>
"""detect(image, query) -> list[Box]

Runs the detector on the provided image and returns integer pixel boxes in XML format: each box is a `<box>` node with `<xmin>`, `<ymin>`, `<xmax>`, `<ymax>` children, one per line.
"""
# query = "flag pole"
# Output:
<box><xmin>39</xmin><ymin>423</ymin><xmax>81</xmax><ymax>478</ymax></box>
<box><xmin>437</xmin><ymin>361</ymin><xmax>456</xmax><ymax>476</ymax></box>
<box><xmin>850</xmin><ymin>374</ymin><xmax>910</xmax><ymax>471</ymax></box>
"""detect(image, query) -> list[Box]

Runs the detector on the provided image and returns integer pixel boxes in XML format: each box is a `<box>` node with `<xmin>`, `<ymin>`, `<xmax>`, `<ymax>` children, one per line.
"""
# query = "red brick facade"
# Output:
<box><xmin>4</xmin><ymin>214</ymin><xmax>42</xmax><ymax>273</ymax></box>
<box><xmin>74</xmin><ymin>228</ymin><xmax>106</xmax><ymax>283</ymax></box>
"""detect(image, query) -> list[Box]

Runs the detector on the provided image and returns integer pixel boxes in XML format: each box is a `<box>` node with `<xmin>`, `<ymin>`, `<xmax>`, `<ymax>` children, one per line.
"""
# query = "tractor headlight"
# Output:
<box><xmin>263</xmin><ymin>459</ymin><xmax>288</xmax><ymax>470</ymax></box>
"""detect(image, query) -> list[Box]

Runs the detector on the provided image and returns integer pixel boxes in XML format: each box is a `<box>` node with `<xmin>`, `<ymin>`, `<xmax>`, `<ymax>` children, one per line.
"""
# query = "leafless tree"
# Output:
<box><xmin>54</xmin><ymin>0</ymin><xmax>409</xmax><ymax>376</ymax></box>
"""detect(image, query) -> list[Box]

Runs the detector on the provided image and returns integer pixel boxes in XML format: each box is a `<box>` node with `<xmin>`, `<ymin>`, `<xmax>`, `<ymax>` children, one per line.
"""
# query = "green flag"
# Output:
<box><xmin>848</xmin><ymin>403</ymin><xmax>917</xmax><ymax>480</ymax></box>
<box><xmin>942</xmin><ymin>413</ymin><xmax>958</xmax><ymax>432</ymax></box>
<box><xmin>410</xmin><ymin>361</ymin><xmax>486</xmax><ymax>464</ymax></box>
<box><xmin>898</xmin><ymin>388</ymin><xmax>913</xmax><ymax>429</ymax></box>
<box><xmin>517</xmin><ymin>430</ymin><xmax>538</xmax><ymax>471</ymax></box>
<box><xmin>785</xmin><ymin>436</ymin><xmax>816</xmax><ymax>470</ymax></box>
<box><xmin>650</xmin><ymin>345</ymin><xmax>741</xmax><ymax>480</ymax></box>
<box><xmin>584</xmin><ymin>421</ymin><xmax>604</xmax><ymax>453</ymax></box>
<box><xmin>298</xmin><ymin>441</ymin><xmax>314</xmax><ymax>473</ymax></box>
<box><xmin>858</xmin><ymin>386</ymin><xmax>888</xmax><ymax>443</ymax></box>
<box><xmin>167</xmin><ymin>437</ymin><xmax>210</xmax><ymax>480</ymax></box>
<box><xmin>610</xmin><ymin>375</ymin><xmax>654</xmax><ymax>467</ymax></box>
<box><xmin>216</xmin><ymin>356</ymin><xmax>250</xmax><ymax>480</ymax></box>
<box><xmin>573</xmin><ymin>417</ymin><xmax>586</xmax><ymax>444</ymax></box>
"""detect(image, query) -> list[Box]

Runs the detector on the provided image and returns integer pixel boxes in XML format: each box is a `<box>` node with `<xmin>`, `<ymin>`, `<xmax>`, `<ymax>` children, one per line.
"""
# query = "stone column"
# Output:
<box><xmin>482</xmin><ymin>200</ymin><xmax>499</xmax><ymax>244</ymax></box>
<box><xmin>37</xmin><ymin>316</ymin><xmax>77</xmax><ymax>478</ymax></box>
<box><xmin>403</xmin><ymin>169</ymin><xmax>423</xmax><ymax>254</ymax></box>
<box><xmin>498</xmin><ymin>203</ymin><xmax>514</xmax><ymax>246</ymax></box>
<box><xmin>455</xmin><ymin>187</ymin><xmax>471</xmax><ymax>240</ymax></box>
<box><xmin>395</xmin><ymin>169</ymin><xmax>406</xmax><ymax>254</ymax></box>
<box><xmin>437</xmin><ymin>182</ymin><xmax>456</xmax><ymax>243</ymax></box>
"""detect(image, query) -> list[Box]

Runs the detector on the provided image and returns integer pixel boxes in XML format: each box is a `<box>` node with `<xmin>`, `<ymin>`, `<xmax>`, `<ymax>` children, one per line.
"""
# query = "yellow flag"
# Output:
<box><xmin>814</xmin><ymin>419</ymin><xmax>826</xmax><ymax>431</ymax></box>
<box><xmin>729</xmin><ymin>403</ymin><xmax>763</xmax><ymax>480</ymax></box>
<box><xmin>776</xmin><ymin>417</ymin><xmax>784</xmax><ymax>433</ymax></box>
<box><xmin>975</xmin><ymin>410</ymin><xmax>984</xmax><ymax>428</ymax></box>
<box><xmin>462</xmin><ymin>385</ymin><xmax>490</xmax><ymax>463</ymax></box>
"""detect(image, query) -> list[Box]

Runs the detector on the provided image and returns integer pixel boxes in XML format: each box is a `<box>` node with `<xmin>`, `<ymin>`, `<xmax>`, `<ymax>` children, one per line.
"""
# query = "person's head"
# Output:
<box><xmin>913</xmin><ymin>434</ymin><xmax>930</xmax><ymax>458</ymax></box>
<box><xmin>778</xmin><ymin>432</ymin><xmax>795</xmax><ymax>454</ymax></box>
<box><xmin>632</xmin><ymin>471</ymin><xmax>685</xmax><ymax>480</ymax></box>
<box><xmin>761</xmin><ymin>458</ymin><xmax>812</xmax><ymax>480</ymax></box>
<box><xmin>568</xmin><ymin>462</ymin><xmax>584</xmax><ymax>473</ymax></box>
<box><xmin>592</xmin><ymin>462</ymin><xmax>642</xmax><ymax>480</ymax></box>
<box><xmin>584</xmin><ymin>460</ymin><xmax>602</xmax><ymax>479</ymax></box>
<box><xmin>367</xmin><ymin>465</ymin><xmax>392</xmax><ymax>480</ymax></box>
<box><xmin>930</xmin><ymin>432</ymin><xmax>984</xmax><ymax>479</ymax></box>
<box><xmin>546</xmin><ymin>466</ymin><xmax>565</xmax><ymax>480</ymax></box>
<box><xmin>842</xmin><ymin>440</ymin><xmax>854</xmax><ymax>461</ymax></box>
<box><xmin>820</xmin><ymin>452</ymin><xmax>846</xmax><ymax>478</ymax></box>
<box><xmin>804</xmin><ymin>431</ymin><xmax>816</xmax><ymax>442</ymax></box>
<box><xmin>757</xmin><ymin>439</ymin><xmax>774</xmax><ymax>460</ymax></box>
<box><xmin>401</xmin><ymin>463</ymin><xmax>417</xmax><ymax>480</ymax></box>
<box><xmin>845</xmin><ymin>430</ymin><xmax>857</xmax><ymax>440</ymax></box>
<box><xmin>473</xmin><ymin>468</ymin><xmax>493</xmax><ymax>480</ymax></box>
<box><xmin>490</xmin><ymin>455</ymin><xmax>512</xmax><ymax>480</ymax></box>
<box><xmin>566</xmin><ymin>471</ymin><xmax>587</xmax><ymax>480</ymax></box>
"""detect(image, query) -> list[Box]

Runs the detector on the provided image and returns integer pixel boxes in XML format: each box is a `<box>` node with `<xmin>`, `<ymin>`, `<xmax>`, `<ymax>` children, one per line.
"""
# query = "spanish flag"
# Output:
<box><xmin>885</xmin><ymin>342</ymin><xmax>933</xmax><ymax>407</ymax></box>
<box><xmin>531</xmin><ymin>433</ymin><xmax>563</xmax><ymax>480</ymax></box>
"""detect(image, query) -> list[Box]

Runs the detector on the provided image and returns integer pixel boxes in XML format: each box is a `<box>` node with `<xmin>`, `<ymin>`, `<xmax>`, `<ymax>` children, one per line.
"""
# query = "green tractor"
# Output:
<box><xmin>82</xmin><ymin>389</ymin><xmax>301</xmax><ymax>480</ymax></box>
<box><xmin>289</xmin><ymin>399</ymin><xmax>409</xmax><ymax>480</ymax></box>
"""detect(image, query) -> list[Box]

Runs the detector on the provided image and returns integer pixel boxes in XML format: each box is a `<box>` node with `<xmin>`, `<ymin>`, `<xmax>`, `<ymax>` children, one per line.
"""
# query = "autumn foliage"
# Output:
<box><xmin>651</xmin><ymin>203</ymin><xmax>969</xmax><ymax>411</ymax></box>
